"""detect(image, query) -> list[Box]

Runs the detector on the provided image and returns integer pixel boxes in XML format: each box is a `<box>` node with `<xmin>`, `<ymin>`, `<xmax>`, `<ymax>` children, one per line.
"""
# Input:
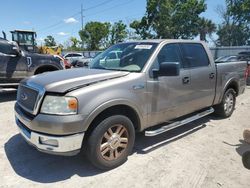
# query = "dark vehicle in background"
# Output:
<box><xmin>215</xmin><ymin>55</ymin><xmax>238</xmax><ymax>63</ymax></box>
<box><xmin>0</xmin><ymin>38</ymin><xmax>64</xmax><ymax>87</ymax></box>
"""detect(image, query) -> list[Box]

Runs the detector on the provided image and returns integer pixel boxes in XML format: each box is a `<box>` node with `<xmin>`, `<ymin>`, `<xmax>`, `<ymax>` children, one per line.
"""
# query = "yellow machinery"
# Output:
<box><xmin>38</xmin><ymin>46</ymin><xmax>62</xmax><ymax>55</ymax></box>
<box><xmin>9</xmin><ymin>29</ymin><xmax>62</xmax><ymax>55</ymax></box>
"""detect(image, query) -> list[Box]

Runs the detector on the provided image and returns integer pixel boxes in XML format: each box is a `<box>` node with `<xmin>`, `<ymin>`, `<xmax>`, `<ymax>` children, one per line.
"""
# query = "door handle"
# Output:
<box><xmin>182</xmin><ymin>76</ymin><xmax>190</xmax><ymax>84</ymax></box>
<box><xmin>209</xmin><ymin>73</ymin><xmax>215</xmax><ymax>79</ymax></box>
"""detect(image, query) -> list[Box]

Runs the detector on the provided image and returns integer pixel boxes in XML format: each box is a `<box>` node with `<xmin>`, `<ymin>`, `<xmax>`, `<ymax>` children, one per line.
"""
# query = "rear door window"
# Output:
<box><xmin>180</xmin><ymin>43</ymin><xmax>210</xmax><ymax>68</ymax></box>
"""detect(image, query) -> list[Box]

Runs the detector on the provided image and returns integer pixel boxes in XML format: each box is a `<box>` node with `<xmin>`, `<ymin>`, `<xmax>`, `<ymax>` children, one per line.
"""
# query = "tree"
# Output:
<box><xmin>130</xmin><ymin>18</ymin><xmax>153</xmax><ymax>39</ymax></box>
<box><xmin>70</xmin><ymin>37</ymin><xmax>80</xmax><ymax>50</ymax></box>
<box><xmin>109</xmin><ymin>21</ymin><xmax>128</xmax><ymax>45</ymax></box>
<box><xmin>228</xmin><ymin>0</ymin><xmax>250</xmax><ymax>24</ymax></box>
<box><xmin>130</xmin><ymin>0</ymin><xmax>207</xmax><ymax>39</ymax></box>
<box><xmin>198</xmin><ymin>17</ymin><xmax>216</xmax><ymax>41</ymax></box>
<box><xmin>79</xmin><ymin>22</ymin><xmax>110</xmax><ymax>50</ymax></box>
<box><xmin>44</xmin><ymin>35</ymin><xmax>56</xmax><ymax>46</ymax></box>
<box><xmin>216</xmin><ymin>0</ymin><xmax>250</xmax><ymax>46</ymax></box>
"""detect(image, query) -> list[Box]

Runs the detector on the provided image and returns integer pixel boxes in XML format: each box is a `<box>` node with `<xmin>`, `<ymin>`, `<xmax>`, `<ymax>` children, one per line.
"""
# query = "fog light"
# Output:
<box><xmin>39</xmin><ymin>137</ymin><xmax>59</xmax><ymax>147</ymax></box>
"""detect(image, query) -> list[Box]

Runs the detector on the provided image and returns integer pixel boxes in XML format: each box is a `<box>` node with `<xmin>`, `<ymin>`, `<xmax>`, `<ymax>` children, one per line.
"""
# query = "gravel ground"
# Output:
<box><xmin>0</xmin><ymin>88</ymin><xmax>249</xmax><ymax>188</ymax></box>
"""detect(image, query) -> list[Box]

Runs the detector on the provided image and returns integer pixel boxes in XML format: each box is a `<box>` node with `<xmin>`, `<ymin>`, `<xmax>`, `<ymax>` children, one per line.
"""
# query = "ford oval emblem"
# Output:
<box><xmin>21</xmin><ymin>93</ymin><xmax>28</xmax><ymax>101</ymax></box>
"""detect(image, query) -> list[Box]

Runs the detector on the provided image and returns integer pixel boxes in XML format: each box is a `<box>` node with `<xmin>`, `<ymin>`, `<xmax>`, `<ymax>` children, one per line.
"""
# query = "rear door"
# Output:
<box><xmin>180</xmin><ymin>43</ymin><xmax>216</xmax><ymax>111</ymax></box>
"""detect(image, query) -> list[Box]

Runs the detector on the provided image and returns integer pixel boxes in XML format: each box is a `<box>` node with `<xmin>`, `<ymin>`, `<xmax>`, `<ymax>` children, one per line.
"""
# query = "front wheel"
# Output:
<box><xmin>214</xmin><ymin>88</ymin><xmax>236</xmax><ymax>118</ymax></box>
<box><xmin>86</xmin><ymin>115</ymin><xmax>135</xmax><ymax>170</ymax></box>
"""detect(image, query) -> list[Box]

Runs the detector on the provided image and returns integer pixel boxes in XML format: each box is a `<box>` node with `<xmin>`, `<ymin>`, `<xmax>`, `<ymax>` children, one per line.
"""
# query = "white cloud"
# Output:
<box><xmin>57</xmin><ymin>32</ymin><xmax>69</xmax><ymax>36</ymax></box>
<box><xmin>23</xmin><ymin>21</ymin><xmax>31</xmax><ymax>25</ymax></box>
<box><xmin>64</xmin><ymin>17</ymin><xmax>78</xmax><ymax>24</ymax></box>
<box><xmin>37</xmin><ymin>37</ymin><xmax>44</xmax><ymax>42</ymax></box>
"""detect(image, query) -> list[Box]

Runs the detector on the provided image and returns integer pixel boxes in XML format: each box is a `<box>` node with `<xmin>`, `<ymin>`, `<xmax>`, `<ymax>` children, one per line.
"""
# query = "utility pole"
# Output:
<box><xmin>81</xmin><ymin>4</ymin><xmax>84</xmax><ymax>30</ymax></box>
<box><xmin>81</xmin><ymin>4</ymin><xmax>84</xmax><ymax>49</ymax></box>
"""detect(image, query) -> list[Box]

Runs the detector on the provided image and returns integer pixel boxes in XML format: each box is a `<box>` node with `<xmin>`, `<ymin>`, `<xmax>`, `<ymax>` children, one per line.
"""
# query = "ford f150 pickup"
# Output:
<box><xmin>0</xmin><ymin>38</ymin><xmax>64</xmax><ymax>87</ymax></box>
<box><xmin>14</xmin><ymin>39</ymin><xmax>247</xmax><ymax>170</ymax></box>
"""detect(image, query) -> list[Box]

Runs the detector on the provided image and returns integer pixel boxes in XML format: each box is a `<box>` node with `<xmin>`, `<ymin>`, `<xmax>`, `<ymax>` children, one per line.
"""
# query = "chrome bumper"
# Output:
<box><xmin>16</xmin><ymin>118</ymin><xmax>84</xmax><ymax>156</ymax></box>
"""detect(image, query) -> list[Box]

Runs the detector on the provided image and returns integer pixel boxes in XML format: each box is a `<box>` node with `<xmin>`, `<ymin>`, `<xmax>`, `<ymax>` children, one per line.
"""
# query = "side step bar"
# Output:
<box><xmin>145</xmin><ymin>107</ymin><xmax>214</xmax><ymax>137</ymax></box>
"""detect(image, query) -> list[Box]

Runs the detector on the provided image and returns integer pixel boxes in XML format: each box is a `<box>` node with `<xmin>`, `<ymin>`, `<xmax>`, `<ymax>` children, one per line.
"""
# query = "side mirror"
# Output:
<box><xmin>153</xmin><ymin>62</ymin><xmax>180</xmax><ymax>78</ymax></box>
<box><xmin>12</xmin><ymin>46</ymin><xmax>20</xmax><ymax>56</ymax></box>
<box><xmin>9</xmin><ymin>42</ymin><xmax>20</xmax><ymax>56</ymax></box>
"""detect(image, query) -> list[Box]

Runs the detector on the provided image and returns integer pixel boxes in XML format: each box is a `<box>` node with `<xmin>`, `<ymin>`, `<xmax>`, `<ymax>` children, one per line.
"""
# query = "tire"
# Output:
<box><xmin>86</xmin><ymin>115</ymin><xmax>135</xmax><ymax>170</ymax></box>
<box><xmin>242</xmin><ymin>151</ymin><xmax>250</xmax><ymax>170</ymax></box>
<box><xmin>214</xmin><ymin>88</ymin><xmax>236</xmax><ymax>118</ymax></box>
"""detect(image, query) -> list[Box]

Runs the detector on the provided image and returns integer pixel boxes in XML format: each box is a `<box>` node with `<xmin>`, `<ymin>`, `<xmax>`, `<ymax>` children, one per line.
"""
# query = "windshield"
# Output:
<box><xmin>89</xmin><ymin>42</ymin><xmax>158</xmax><ymax>72</ymax></box>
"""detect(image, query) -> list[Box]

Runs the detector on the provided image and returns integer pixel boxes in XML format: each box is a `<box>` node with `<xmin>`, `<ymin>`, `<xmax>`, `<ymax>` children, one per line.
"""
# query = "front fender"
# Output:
<box><xmin>81</xmin><ymin>98</ymin><xmax>144</xmax><ymax>132</ymax></box>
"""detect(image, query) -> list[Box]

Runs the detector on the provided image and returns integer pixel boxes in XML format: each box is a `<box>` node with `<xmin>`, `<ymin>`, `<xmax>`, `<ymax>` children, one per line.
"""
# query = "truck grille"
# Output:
<box><xmin>17</xmin><ymin>84</ymin><xmax>39</xmax><ymax>113</ymax></box>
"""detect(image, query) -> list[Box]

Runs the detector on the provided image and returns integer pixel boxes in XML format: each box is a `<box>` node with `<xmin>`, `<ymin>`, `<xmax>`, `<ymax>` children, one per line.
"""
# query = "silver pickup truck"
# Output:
<box><xmin>14</xmin><ymin>40</ymin><xmax>247</xmax><ymax>170</ymax></box>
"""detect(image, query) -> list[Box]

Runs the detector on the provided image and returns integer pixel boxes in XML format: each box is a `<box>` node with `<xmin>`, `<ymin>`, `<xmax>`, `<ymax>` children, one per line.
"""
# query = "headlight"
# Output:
<box><xmin>41</xmin><ymin>95</ymin><xmax>78</xmax><ymax>115</ymax></box>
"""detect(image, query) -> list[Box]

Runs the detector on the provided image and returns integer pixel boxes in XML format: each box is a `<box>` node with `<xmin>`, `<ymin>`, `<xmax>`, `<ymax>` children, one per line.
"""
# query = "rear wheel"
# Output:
<box><xmin>86</xmin><ymin>115</ymin><xmax>135</xmax><ymax>170</ymax></box>
<box><xmin>214</xmin><ymin>88</ymin><xmax>236</xmax><ymax>118</ymax></box>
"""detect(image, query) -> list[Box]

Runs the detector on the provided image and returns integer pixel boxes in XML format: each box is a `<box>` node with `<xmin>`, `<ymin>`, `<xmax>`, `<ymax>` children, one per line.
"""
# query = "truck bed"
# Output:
<box><xmin>214</xmin><ymin>61</ymin><xmax>247</xmax><ymax>105</ymax></box>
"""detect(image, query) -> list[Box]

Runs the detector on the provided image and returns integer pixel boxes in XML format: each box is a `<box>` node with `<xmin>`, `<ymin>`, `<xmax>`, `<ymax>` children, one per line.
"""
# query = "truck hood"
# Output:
<box><xmin>24</xmin><ymin>51</ymin><xmax>55</xmax><ymax>60</ymax></box>
<box><xmin>23</xmin><ymin>68</ymin><xmax>129</xmax><ymax>93</ymax></box>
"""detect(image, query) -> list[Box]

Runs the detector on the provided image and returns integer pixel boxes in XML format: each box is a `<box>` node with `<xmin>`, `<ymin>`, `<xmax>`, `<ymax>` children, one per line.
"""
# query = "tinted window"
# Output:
<box><xmin>181</xmin><ymin>43</ymin><xmax>209</xmax><ymax>68</ymax></box>
<box><xmin>107</xmin><ymin>52</ymin><xmax>117</xmax><ymax>59</ymax></box>
<box><xmin>65</xmin><ymin>54</ymin><xmax>72</xmax><ymax>58</ymax></box>
<box><xmin>72</xmin><ymin>54</ymin><xmax>82</xmax><ymax>57</ymax></box>
<box><xmin>152</xmin><ymin>44</ymin><xmax>182</xmax><ymax>70</ymax></box>
<box><xmin>0</xmin><ymin>41</ymin><xmax>14</xmax><ymax>54</ymax></box>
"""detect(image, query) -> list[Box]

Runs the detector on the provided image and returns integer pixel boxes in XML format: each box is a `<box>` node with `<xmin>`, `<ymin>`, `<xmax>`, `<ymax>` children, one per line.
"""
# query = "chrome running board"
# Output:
<box><xmin>145</xmin><ymin>107</ymin><xmax>214</xmax><ymax>137</ymax></box>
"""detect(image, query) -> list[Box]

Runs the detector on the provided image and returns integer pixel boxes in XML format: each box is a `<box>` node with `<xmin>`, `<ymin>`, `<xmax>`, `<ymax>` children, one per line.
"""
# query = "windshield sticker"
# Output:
<box><xmin>135</xmin><ymin>45</ymin><xmax>152</xmax><ymax>49</ymax></box>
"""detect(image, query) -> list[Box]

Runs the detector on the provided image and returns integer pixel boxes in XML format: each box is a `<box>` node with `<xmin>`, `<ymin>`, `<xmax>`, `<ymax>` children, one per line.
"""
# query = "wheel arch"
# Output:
<box><xmin>224</xmin><ymin>79</ymin><xmax>239</xmax><ymax>96</ymax></box>
<box><xmin>219</xmin><ymin>78</ymin><xmax>239</xmax><ymax>103</ymax></box>
<box><xmin>34</xmin><ymin>64</ymin><xmax>60</xmax><ymax>75</ymax></box>
<box><xmin>83</xmin><ymin>101</ymin><xmax>143</xmax><ymax>138</ymax></box>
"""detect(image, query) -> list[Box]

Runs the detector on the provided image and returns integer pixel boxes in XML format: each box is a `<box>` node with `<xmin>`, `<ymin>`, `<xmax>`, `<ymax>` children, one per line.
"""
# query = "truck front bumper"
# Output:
<box><xmin>14</xmin><ymin>103</ymin><xmax>85</xmax><ymax>156</ymax></box>
<box><xmin>16</xmin><ymin>118</ymin><xmax>84</xmax><ymax>156</ymax></box>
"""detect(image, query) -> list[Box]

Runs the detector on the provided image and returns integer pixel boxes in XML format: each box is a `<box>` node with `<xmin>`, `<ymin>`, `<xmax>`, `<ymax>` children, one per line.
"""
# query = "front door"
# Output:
<box><xmin>146</xmin><ymin>43</ymin><xmax>193</xmax><ymax>127</ymax></box>
<box><xmin>0</xmin><ymin>53</ymin><xmax>28</xmax><ymax>83</ymax></box>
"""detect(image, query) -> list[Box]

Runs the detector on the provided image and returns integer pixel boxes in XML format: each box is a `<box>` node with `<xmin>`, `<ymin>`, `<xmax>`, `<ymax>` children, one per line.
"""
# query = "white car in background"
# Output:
<box><xmin>63</xmin><ymin>53</ymin><xmax>85</xmax><ymax>63</ymax></box>
<box><xmin>63</xmin><ymin>52</ymin><xmax>93</xmax><ymax>67</ymax></box>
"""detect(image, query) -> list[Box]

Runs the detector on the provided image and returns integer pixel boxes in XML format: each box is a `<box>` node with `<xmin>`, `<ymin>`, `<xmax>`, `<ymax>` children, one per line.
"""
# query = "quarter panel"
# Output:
<box><xmin>214</xmin><ymin>61</ymin><xmax>246</xmax><ymax>104</ymax></box>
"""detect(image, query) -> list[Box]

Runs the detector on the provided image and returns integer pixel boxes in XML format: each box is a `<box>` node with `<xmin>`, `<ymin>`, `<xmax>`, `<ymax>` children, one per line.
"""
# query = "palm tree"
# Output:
<box><xmin>198</xmin><ymin>18</ymin><xmax>216</xmax><ymax>41</ymax></box>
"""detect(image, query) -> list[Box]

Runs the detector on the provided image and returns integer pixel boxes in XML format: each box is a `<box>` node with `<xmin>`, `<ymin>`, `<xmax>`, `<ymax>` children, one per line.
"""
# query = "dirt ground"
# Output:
<box><xmin>0</xmin><ymin>88</ymin><xmax>249</xmax><ymax>188</ymax></box>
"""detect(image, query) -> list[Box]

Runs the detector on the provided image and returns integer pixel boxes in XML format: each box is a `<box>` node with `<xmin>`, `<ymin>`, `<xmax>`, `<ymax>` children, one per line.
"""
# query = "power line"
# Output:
<box><xmin>37</xmin><ymin>0</ymin><xmax>116</xmax><ymax>32</ymax></box>
<box><xmin>37</xmin><ymin>0</ymin><xmax>135</xmax><ymax>33</ymax></box>
<box><xmin>84</xmin><ymin>0</ymin><xmax>135</xmax><ymax>18</ymax></box>
<box><xmin>37</xmin><ymin>11</ymin><xmax>80</xmax><ymax>32</ymax></box>
<box><xmin>83</xmin><ymin>0</ymin><xmax>116</xmax><ymax>11</ymax></box>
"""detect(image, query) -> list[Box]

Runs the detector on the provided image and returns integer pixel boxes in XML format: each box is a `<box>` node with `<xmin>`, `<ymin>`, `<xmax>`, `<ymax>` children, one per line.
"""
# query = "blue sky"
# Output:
<box><xmin>0</xmin><ymin>0</ymin><xmax>226</xmax><ymax>45</ymax></box>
